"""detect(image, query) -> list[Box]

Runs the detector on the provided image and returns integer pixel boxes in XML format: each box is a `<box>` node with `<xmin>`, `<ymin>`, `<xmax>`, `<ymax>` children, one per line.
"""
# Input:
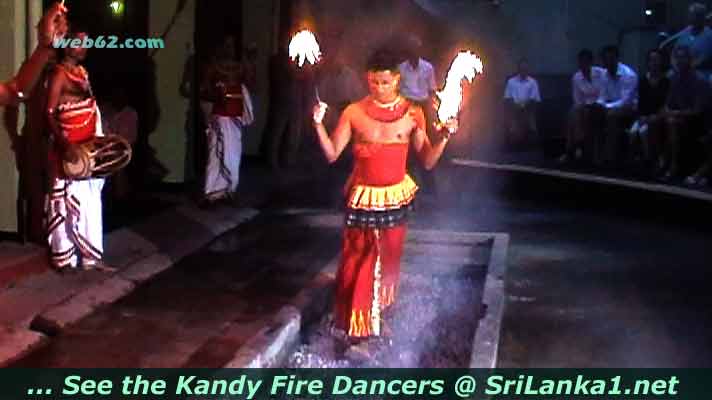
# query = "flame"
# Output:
<box><xmin>435</xmin><ymin>51</ymin><xmax>484</xmax><ymax>126</ymax></box>
<box><xmin>289</xmin><ymin>30</ymin><xmax>322</xmax><ymax>67</ymax></box>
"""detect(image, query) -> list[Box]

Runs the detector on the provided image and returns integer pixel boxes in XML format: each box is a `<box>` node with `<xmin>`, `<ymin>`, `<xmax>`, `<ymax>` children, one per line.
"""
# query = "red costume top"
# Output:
<box><xmin>208</xmin><ymin>60</ymin><xmax>244</xmax><ymax>118</ymax></box>
<box><xmin>335</xmin><ymin>96</ymin><xmax>421</xmax><ymax>338</ymax></box>
<box><xmin>212</xmin><ymin>84</ymin><xmax>244</xmax><ymax>117</ymax></box>
<box><xmin>54</xmin><ymin>64</ymin><xmax>98</xmax><ymax>144</ymax></box>
<box><xmin>56</xmin><ymin>97</ymin><xmax>98</xmax><ymax>143</ymax></box>
<box><xmin>344</xmin><ymin>97</ymin><xmax>419</xmax><ymax>212</ymax></box>
<box><xmin>49</xmin><ymin>65</ymin><xmax>100</xmax><ymax>176</ymax></box>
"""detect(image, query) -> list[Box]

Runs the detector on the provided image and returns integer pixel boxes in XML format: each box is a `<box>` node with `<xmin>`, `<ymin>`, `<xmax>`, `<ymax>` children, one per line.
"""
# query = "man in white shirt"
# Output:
<box><xmin>503</xmin><ymin>59</ymin><xmax>541</xmax><ymax>147</ymax></box>
<box><xmin>398</xmin><ymin>35</ymin><xmax>438</xmax><ymax>195</ymax></box>
<box><xmin>596</xmin><ymin>45</ymin><xmax>638</xmax><ymax>165</ymax></box>
<box><xmin>560</xmin><ymin>49</ymin><xmax>606</xmax><ymax>163</ymax></box>
<box><xmin>398</xmin><ymin>36</ymin><xmax>437</xmax><ymax>105</ymax></box>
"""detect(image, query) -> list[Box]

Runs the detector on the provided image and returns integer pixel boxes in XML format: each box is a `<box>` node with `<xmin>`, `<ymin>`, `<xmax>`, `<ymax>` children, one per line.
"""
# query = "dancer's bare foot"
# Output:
<box><xmin>82</xmin><ymin>260</ymin><xmax>117</xmax><ymax>273</ymax></box>
<box><xmin>345</xmin><ymin>339</ymin><xmax>374</xmax><ymax>362</ymax></box>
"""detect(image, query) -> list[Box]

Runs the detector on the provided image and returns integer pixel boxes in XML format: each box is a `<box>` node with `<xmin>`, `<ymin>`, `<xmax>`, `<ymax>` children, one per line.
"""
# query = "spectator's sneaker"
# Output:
<box><xmin>661</xmin><ymin>170</ymin><xmax>677</xmax><ymax>182</ymax></box>
<box><xmin>575</xmin><ymin>148</ymin><xmax>583</xmax><ymax>160</ymax></box>
<box><xmin>627</xmin><ymin>120</ymin><xmax>640</xmax><ymax>136</ymax></box>
<box><xmin>685</xmin><ymin>175</ymin><xmax>709</xmax><ymax>187</ymax></box>
<box><xmin>639</xmin><ymin>123</ymin><xmax>649</xmax><ymax>135</ymax></box>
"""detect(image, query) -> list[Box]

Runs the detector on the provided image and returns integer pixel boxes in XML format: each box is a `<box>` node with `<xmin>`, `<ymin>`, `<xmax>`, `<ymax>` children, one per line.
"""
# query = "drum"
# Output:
<box><xmin>63</xmin><ymin>134</ymin><xmax>132</xmax><ymax>179</ymax></box>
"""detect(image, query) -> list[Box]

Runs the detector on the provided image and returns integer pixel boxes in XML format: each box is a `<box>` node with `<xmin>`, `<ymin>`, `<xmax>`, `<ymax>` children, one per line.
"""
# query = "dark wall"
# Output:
<box><xmin>45</xmin><ymin>0</ymin><xmax>162</xmax><ymax>185</ymax></box>
<box><xmin>48</xmin><ymin>0</ymin><xmax>149</xmax><ymax>103</ymax></box>
<box><xmin>195</xmin><ymin>1</ymin><xmax>243</xmax><ymax>69</ymax></box>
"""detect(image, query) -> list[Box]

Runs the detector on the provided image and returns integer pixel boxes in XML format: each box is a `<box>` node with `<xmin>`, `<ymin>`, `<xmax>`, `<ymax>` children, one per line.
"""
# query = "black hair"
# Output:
<box><xmin>58</xmin><ymin>26</ymin><xmax>89</xmax><ymax>60</ymax></box>
<box><xmin>578</xmin><ymin>49</ymin><xmax>594</xmax><ymax>62</ymax></box>
<box><xmin>601</xmin><ymin>45</ymin><xmax>619</xmax><ymax>58</ymax></box>
<box><xmin>68</xmin><ymin>23</ymin><xmax>89</xmax><ymax>37</ymax></box>
<box><xmin>366</xmin><ymin>47</ymin><xmax>400</xmax><ymax>73</ymax></box>
<box><xmin>674</xmin><ymin>44</ymin><xmax>692</xmax><ymax>58</ymax></box>
<box><xmin>647</xmin><ymin>48</ymin><xmax>663</xmax><ymax>61</ymax></box>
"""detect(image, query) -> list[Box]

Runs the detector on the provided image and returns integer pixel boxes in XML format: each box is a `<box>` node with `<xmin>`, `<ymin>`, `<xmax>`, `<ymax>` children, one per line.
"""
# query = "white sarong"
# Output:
<box><xmin>203</xmin><ymin>85</ymin><xmax>254</xmax><ymax>200</ymax></box>
<box><xmin>47</xmin><ymin>105</ymin><xmax>106</xmax><ymax>269</ymax></box>
<box><xmin>47</xmin><ymin>178</ymin><xmax>105</xmax><ymax>268</ymax></box>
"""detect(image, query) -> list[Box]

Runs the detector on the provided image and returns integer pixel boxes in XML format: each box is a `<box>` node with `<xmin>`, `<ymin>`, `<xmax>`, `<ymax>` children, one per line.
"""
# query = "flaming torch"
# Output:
<box><xmin>435</xmin><ymin>51</ymin><xmax>484</xmax><ymax>133</ymax></box>
<box><xmin>289</xmin><ymin>29</ymin><xmax>323</xmax><ymax>102</ymax></box>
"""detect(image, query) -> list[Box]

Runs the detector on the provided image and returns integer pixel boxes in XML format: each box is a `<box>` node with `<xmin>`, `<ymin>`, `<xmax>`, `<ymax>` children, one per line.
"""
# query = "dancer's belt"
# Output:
<box><xmin>346</xmin><ymin>174</ymin><xmax>418</xmax><ymax>211</ymax></box>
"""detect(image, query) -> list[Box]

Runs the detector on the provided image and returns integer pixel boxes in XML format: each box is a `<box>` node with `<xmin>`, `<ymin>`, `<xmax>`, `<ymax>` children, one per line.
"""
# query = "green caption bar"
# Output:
<box><xmin>4</xmin><ymin>369</ymin><xmax>707</xmax><ymax>399</ymax></box>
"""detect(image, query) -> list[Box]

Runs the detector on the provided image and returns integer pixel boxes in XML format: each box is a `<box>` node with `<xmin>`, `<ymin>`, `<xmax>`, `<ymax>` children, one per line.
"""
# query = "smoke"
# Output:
<box><xmin>279</xmin><ymin>0</ymin><xmax>514</xmax><ymax>368</ymax></box>
<box><xmin>286</xmin><ymin>262</ymin><xmax>487</xmax><ymax>368</ymax></box>
<box><xmin>305</xmin><ymin>0</ymin><xmax>514</xmax><ymax>160</ymax></box>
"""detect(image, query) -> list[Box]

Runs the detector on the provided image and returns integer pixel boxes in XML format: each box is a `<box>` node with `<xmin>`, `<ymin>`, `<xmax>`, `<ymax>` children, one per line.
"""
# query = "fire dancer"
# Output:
<box><xmin>199</xmin><ymin>34</ymin><xmax>254</xmax><ymax>205</ymax></box>
<box><xmin>312</xmin><ymin>48</ymin><xmax>458</xmax><ymax>350</ymax></box>
<box><xmin>45</xmin><ymin>29</ymin><xmax>111</xmax><ymax>272</ymax></box>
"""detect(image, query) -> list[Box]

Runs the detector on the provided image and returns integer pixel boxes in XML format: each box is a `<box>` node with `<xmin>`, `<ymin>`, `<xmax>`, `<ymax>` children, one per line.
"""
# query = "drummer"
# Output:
<box><xmin>45</xmin><ymin>28</ymin><xmax>113</xmax><ymax>273</ymax></box>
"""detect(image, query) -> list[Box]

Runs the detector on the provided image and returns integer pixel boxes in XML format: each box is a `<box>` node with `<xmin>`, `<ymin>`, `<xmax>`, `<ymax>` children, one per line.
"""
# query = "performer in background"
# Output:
<box><xmin>45</xmin><ymin>30</ymin><xmax>111</xmax><ymax>272</ymax></box>
<box><xmin>312</xmin><ymin>49</ymin><xmax>458</xmax><ymax>352</ymax></box>
<box><xmin>2</xmin><ymin>1</ymin><xmax>66</xmax><ymax>243</ymax></box>
<box><xmin>0</xmin><ymin>2</ymin><xmax>67</xmax><ymax>107</ymax></box>
<box><xmin>199</xmin><ymin>35</ymin><xmax>254</xmax><ymax>205</ymax></box>
<box><xmin>3</xmin><ymin>56</ymin><xmax>56</xmax><ymax>244</ymax></box>
<box><xmin>398</xmin><ymin>35</ymin><xmax>439</xmax><ymax>195</ymax></box>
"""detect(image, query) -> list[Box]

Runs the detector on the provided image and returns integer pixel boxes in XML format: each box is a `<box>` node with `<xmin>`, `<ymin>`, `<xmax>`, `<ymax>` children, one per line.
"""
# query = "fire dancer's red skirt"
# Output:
<box><xmin>334</xmin><ymin>174</ymin><xmax>417</xmax><ymax>338</ymax></box>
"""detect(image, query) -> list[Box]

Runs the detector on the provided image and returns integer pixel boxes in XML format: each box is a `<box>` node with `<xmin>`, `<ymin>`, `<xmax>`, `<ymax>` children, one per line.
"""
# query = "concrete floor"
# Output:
<box><xmin>413</xmin><ymin>167</ymin><xmax>712</xmax><ymax>367</ymax></box>
<box><xmin>10</xmin><ymin>160</ymin><xmax>712</xmax><ymax>367</ymax></box>
<box><xmin>13</xmin><ymin>214</ymin><xmax>341</xmax><ymax>368</ymax></box>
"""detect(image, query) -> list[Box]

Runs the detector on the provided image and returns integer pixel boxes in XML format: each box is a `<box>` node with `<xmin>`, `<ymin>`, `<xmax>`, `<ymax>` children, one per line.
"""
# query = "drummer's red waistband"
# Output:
<box><xmin>57</xmin><ymin>97</ymin><xmax>96</xmax><ymax>113</ymax></box>
<box><xmin>57</xmin><ymin>98</ymin><xmax>98</xmax><ymax>143</ymax></box>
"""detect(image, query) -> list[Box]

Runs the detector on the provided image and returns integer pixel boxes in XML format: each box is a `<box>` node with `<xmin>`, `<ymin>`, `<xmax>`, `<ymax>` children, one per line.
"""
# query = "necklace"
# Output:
<box><xmin>363</xmin><ymin>97</ymin><xmax>411</xmax><ymax>123</ymax></box>
<box><xmin>60</xmin><ymin>63</ymin><xmax>93</xmax><ymax>96</ymax></box>
<box><xmin>61</xmin><ymin>63</ymin><xmax>87</xmax><ymax>81</ymax></box>
<box><xmin>372</xmin><ymin>96</ymin><xmax>402</xmax><ymax>110</ymax></box>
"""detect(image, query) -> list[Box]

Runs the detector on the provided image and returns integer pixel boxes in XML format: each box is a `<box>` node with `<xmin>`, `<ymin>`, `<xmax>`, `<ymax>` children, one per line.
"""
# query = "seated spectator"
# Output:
<box><xmin>560</xmin><ymin>49</ymin><xmax>605</xmax><ymax>163</ymax></box>
<box><xmin>627</xmin><ymin>49</ymin><xmax>670</xmax><ymax>168</ymax></box>
<box><xmin>661</xmin><ymin>45</ymin><xmax>708</xmax><ymax>181</ymax></box>
<box><xmin>596</xmin><ymin>45</ymin><xmax>638</xmax><ymax>166</ymax></box>
<box><xmin>504</xmin><ymin>58</ymin><xmax>541</xmax><ymax>148</ymax></box>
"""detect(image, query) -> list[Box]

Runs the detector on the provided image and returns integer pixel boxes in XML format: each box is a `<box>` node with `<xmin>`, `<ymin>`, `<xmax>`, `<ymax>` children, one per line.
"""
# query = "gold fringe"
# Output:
<box><xmin>381</xmin><ymin>284</ymin><xmax>396</xmax><ymax>307</ymax></box>
<box><xmin>347</xmin><ymin>175</ymin><xmax>418</xmax><ymax>211</ymax></box>
<box><xmin>349</xmin><ymin>309</ymin><xmax>372</xmax><ymax>337</ymax></box>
